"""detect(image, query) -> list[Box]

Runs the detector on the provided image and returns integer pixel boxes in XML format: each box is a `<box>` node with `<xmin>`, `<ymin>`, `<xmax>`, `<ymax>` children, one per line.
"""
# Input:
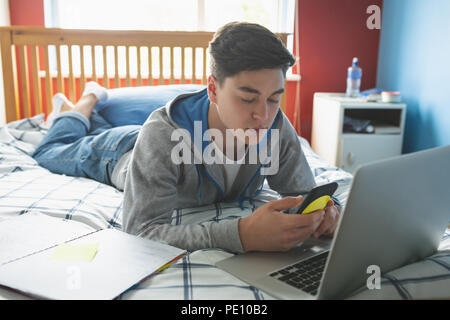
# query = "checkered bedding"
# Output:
<box><xmin>0</xmin><ymin>114</ymin><xmax>448</xmax><ymax>300</ymax></box>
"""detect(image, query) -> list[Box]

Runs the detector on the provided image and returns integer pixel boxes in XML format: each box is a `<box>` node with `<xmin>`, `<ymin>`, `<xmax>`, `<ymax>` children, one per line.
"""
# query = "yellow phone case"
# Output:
<box><xmin>301</xmin><ymin>195</ymin><xmax>331</xmax><ymax>215</ymax></box>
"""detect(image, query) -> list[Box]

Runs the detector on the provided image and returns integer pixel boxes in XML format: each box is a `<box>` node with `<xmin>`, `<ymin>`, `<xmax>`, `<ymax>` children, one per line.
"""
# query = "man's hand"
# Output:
<box><xmin>238</xmin><ymin>196</ymin><xmax>325</xmax><ymax>252</ymax></box>
<box><xmin>312</xmin><ymin>199</ymin><xmax>340</xmax><ymax>238</ymax></box>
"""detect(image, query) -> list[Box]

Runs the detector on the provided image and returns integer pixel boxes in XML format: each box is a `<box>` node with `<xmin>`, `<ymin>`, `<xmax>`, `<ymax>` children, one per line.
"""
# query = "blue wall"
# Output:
<box><xmin>377</xmin><ymin>0</ymin><xmax>450</xmax><ymax>153</ymax></box>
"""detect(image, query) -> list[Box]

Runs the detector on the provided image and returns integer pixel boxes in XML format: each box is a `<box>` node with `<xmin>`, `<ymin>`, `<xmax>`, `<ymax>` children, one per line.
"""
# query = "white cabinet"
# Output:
<box><xmin>311</xmin><ymin>93</ymin><xmax>406</xmax><ymax>173</ymax></box>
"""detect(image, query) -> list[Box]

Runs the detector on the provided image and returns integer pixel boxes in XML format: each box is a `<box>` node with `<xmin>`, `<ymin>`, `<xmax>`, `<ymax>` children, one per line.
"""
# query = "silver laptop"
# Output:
<box><xmin>216</xmin><ymin>145</ymin><xmax>450</xmax><ymax>299</ymax></box>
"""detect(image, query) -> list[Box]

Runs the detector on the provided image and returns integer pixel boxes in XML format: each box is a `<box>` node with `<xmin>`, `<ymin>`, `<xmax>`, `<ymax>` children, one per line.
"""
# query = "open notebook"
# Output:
<box><xmin>0</xmin><ymin>212</ymin><xmax>186</xmax><ymax>300</ymax></box>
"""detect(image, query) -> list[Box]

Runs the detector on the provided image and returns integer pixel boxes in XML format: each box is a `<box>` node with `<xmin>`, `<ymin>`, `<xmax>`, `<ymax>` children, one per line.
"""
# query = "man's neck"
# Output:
<box><xmin>207</xmin><ymin>102</ymin><xmax>247</xmax><ymax>161</ymax></box>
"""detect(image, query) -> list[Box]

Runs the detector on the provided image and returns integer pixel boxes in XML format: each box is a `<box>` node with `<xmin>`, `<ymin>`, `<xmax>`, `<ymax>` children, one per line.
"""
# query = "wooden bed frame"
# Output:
<box><xmin>0</xmin><ymin>26</ymin><xmax>288</xmax><ymax>123</ymax></box>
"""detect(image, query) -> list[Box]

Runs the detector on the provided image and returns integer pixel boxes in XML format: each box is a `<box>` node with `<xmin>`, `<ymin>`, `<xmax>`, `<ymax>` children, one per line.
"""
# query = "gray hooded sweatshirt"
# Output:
<box><xmin>122</xmin><ymin>89</ymin><xmax>316</xmax><ymax>253</ymax></box>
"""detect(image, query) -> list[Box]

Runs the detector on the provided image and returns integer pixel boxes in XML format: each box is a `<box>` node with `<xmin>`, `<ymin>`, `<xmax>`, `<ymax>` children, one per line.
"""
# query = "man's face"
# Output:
<box><xmin>208</xmin><ymin>68</ymin><xmax>284</xmax><ymax>145</ymax></box>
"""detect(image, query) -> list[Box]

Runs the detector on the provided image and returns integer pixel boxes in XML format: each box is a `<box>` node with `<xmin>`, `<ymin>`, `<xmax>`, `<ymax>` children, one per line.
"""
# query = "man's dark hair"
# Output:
<box><xmin>208</xmin><ymin>22</ymin><xmax>295</xmax><ymax>87</ymax></box>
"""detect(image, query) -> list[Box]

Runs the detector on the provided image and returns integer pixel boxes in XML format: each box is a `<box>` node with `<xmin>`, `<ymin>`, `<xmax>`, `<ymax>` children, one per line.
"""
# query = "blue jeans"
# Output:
<box><xmin>32</xmin><ymin>111</ymin><xmax>140</xmax><ymax>186</ymax></box>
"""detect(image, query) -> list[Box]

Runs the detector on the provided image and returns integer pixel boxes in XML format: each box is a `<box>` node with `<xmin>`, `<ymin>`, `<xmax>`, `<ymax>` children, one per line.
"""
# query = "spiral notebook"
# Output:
<box><xmin>0</xmin><ymin>212</ymin><xmax>186</xmax><ymax>300</ymax></box>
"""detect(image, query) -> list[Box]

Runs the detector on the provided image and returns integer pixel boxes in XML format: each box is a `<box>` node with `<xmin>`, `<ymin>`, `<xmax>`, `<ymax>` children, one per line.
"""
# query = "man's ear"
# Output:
<box><xmin>207</xmin><ymin>75</ymin><xmax>218</xmax><ymax>104</ymax></box>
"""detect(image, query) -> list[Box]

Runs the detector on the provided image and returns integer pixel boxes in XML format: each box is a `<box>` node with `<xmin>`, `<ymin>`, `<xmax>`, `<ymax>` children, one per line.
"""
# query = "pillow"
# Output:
<box><xmin>94</xmin><ymin>84</ymin><xmax>206</xmax><ymax>127</ymax></box>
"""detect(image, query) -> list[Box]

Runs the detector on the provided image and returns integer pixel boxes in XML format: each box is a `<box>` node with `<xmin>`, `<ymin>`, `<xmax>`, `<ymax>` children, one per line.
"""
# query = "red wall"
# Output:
<box><xmin>296</xmin><ymin>0</ymin><xmax>382</xmax><ymax>141</ymax></box>
<box><xmin>9</xmin><ymin>0</ymin><xmax>44</xmax><ymax>25</ymax></box>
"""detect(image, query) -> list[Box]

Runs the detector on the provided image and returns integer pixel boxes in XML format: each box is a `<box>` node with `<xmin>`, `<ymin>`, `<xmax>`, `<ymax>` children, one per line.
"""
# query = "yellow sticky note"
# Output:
<box><xmin>50</xmin><ymin>243</ymin><xmax>99</xmax><ymax>262</ymax></box>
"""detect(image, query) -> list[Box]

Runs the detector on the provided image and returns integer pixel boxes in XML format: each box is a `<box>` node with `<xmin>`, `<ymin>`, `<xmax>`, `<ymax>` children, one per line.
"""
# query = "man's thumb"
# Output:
<box><xmin>270</xmin><ymin>195</ymin><xmax>303</xmax><ymax>211</ymax></box>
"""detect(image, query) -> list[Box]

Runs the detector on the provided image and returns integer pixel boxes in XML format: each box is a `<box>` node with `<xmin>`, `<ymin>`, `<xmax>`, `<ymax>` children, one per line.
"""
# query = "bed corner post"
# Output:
<box><xmin>0</xmin><ymin>27</ymin><xmax>20</xmax><ymax>123</ymax></box>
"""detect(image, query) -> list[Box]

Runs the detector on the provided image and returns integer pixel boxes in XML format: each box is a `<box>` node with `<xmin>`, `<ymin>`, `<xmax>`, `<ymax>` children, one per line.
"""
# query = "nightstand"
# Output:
<box><xmin>311</xmin><ymin>93</ymin><xmax>406</xmax><ymax>173</ymax></box>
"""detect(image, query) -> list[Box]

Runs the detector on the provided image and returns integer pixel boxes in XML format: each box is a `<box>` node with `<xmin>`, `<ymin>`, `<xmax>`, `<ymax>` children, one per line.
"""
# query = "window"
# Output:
<box><xmin>45</xmin><ymin>0</ymin><xmax>199</xmax><ymax>31</ymax></box>
<box><xmin>43</xmin><ymin>0</ymin><xmax>295</xmax><ymax>79</ymax></box>
<box><xmin>45</xmin><ymin>0</ymin><xmax>294</xmax><ymax>33</ymax></box>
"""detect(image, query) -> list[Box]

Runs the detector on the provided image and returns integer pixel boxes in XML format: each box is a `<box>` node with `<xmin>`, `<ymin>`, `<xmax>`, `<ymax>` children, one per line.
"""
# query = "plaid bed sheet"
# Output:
<box><xmin>0</xmin><ymin>114</ymin><xmax>448</xmax><ymax>300</ymax></box>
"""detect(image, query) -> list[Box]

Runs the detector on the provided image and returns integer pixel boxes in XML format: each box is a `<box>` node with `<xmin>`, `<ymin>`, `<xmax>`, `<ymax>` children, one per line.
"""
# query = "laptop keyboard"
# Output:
<box><xmin>269</xmin><ymin>251</ymin><xmax>329</xmax><ymax>296</ymax></box>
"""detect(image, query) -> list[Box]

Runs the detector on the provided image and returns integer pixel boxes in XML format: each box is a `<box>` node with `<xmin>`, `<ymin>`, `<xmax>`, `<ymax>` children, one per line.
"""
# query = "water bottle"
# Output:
<box><xmin>346</xmin><ymin>57</ymin><xmax>362</xmax><ymax>97</ymax></box>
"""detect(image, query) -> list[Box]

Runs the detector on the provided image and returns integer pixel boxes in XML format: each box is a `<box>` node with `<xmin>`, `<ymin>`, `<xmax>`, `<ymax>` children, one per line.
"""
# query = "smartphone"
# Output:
<box><xmin>291</xmin><ymin>182</ymin><xmax>338</xmax><ymax>215</ymax></box>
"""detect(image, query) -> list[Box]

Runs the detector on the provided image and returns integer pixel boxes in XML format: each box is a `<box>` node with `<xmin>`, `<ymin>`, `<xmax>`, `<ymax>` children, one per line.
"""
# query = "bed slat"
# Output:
<box><xmin>136</xmin><ymin>46</ymin><xmax>142</xmax><ymax>86</ymax></box>
<box><xmin>18</xmin><ymin>45</ymin><xmax>31</xmax><ymax>118</ymax></box>
<box><xmin>159</xmin><ymin>46</ymin><xmax>163</xmax><ymax>85</ymax></box>
<box><xmin>68</xmin><ymin>45</ymin><xmax>75</xmax><ymax>101</ymax></box>
<box><xmin>181</xmin><ymin>47</ymin><xmax>186</xmax><ymax>84</ymax></box>
<box><xmin>114</xmin><ymin>46</ymin><xmax>119</xmax><ymax>88</ymax></box>
<box><xmin>148</xmin><ymin>46</ymin><xmax>153</xmax><ymax>86</ymax></box>
<box><xmin>170</xmin><ymin>46</ymin><xmax>174</xmax><ymax>85</ymax></box>
<box><xmin>192</xmin><ymin>47</ymin><xmax>196</xmax><ymax>84</ymax></box>
<box><xmin>55</xmin><ymin>45</ymin><xmax>63</xmax><ymax>94</ymax></box>
<box><xmin>91</xmin><ymin>46</ymin><xmax>97</xmax><ymax>82</ymax></box>
<box><xmin>30</xmin><ymin>45</ymin><xmax>43</xmax><ymax>115</ymax></box>
<box><xmin>202</xmin><ymin>47</ymin><xmax>207</xmax><ymax>84</ymax></box>
<box><xmin>43</xmin><ymin>45</ymin><xmax>53</xmax><ymax>115</ymax></box>
<box><xmin>80</xmin><ymin>45</ymin><xmax>86</xmax><ymax>93</ymax></box>
<box><xmin>103</xmin><ymin>45</ymin><xmax>109</xmax><ymax>89</ymax></box>
<box><xmin>126</xmin><ymin>46</ymin><xmax>131</xmax><ymax>87</ymax></box>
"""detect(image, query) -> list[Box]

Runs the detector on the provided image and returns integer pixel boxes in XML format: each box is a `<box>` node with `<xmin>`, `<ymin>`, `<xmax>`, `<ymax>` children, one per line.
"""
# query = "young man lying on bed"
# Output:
<box><xmin>32</xmin><ymin>22</ymin><xmax>340</xmax><ymax>254</ymax></box>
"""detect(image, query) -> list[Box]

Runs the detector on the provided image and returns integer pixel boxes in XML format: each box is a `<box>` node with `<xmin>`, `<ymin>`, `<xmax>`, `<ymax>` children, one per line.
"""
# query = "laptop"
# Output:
<box><xmin>216</xmin><ymin>145</ymin><xmax>450</xmax><ymax>299</ymax></box>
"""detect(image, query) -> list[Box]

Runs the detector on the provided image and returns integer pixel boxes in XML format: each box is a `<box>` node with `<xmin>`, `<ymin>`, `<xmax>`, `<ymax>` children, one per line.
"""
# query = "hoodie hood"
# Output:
<box><xmin>168</xmin><ymin>88</ymin><xmax>210</xmax><ymax>155</ymax></box>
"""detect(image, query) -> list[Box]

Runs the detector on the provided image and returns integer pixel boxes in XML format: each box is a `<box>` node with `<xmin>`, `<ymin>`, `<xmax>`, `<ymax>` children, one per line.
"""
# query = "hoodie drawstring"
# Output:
<box><xmin>195</xmin><ymin>164</ymin><xmax>203</xmax><ymax>205</ymax></box>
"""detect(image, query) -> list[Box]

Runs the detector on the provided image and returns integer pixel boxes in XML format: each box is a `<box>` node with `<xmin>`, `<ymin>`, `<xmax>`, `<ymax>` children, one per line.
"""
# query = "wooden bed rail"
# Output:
<box><xmin>0</xmin><ymin>26</ymin><xmax>288</xmax><ymax>123</ymax></box>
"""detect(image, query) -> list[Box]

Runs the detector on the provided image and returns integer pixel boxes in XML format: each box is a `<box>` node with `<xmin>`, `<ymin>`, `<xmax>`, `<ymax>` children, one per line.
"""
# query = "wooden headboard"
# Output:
<box><xmin>0</xmin><ymin>26</ymin><xmax>288</xmax><ymax>123</ymax></box>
